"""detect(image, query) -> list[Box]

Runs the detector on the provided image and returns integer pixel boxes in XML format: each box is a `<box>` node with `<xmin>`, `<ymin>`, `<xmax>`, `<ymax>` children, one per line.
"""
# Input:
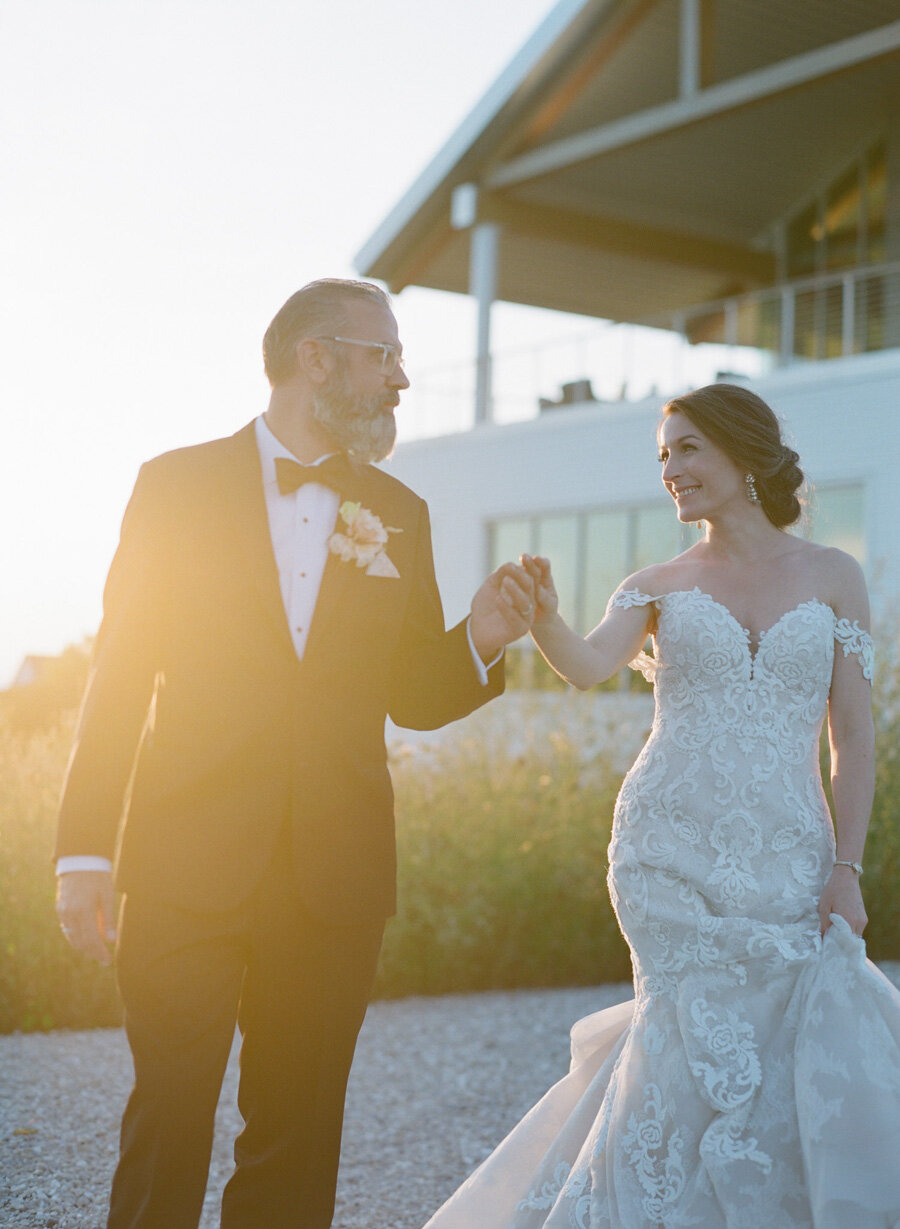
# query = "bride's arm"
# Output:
<box><xmin>522</xmin><ymin>555</ymin><xmax>655</xmax><ymax>690</ymax></box>
<box><xmin>818</xmin><ymin>551</ymin><xmax>875</xmax><ymax>937</ymax></box>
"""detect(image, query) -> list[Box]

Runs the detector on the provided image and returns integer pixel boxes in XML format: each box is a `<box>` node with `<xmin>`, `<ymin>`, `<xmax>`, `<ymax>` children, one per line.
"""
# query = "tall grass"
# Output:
<box><xmin>0</xmin><ymin>715</ymin><xmax>122</xmax><ymax>1032</ymax></box>
<box><xmin>1</xmin><ymin>656</ymin><xmax>898</xmax><ymax>1032</ymax></box>
<box><xmin>375</xmin><ymin>709</ymin><xmax>635</xmax><ymax>999</ymax></box>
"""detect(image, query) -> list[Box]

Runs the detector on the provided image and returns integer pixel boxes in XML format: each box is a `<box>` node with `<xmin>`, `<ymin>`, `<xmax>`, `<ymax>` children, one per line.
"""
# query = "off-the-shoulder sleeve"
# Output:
<box><xmin>606</xmin><ymin>588</ymin><xmax>659</xmax><ymax>680</ymax></box>
<box><xmin>606</xmin><ymin>588</ymin><xmax>659</xmax><ymax>614</ymax></box>
<box><xmin>833</xmin><ymin>618</ymin><xmax>874</xmax><ymax>683</ymax></box>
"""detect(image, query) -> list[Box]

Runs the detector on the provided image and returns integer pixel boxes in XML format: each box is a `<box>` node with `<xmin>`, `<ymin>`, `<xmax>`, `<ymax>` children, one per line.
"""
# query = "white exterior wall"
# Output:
<box><xmin>384</xmin><ymin>350</ymin><xmax>900</xmax><ymax>625</ymax></box>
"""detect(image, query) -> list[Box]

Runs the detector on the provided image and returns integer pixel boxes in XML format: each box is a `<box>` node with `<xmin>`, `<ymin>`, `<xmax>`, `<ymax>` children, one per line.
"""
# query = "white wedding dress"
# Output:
<box><xmin>424</xmin><ymin>587</ymin><xmax>900</xmax><ymax>1229</ymax></box>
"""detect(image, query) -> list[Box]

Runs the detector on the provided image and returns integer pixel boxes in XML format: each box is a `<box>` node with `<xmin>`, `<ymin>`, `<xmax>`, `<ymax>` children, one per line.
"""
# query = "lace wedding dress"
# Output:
<box><xmin>423</xmin><ymin>588</ymin><xmax>900</xmax><ymax>1229</ymax></box>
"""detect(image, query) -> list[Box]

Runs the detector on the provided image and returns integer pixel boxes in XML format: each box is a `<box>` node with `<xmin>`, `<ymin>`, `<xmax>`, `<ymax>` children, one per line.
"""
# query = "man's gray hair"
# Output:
<box><xmin>263</xmin><ymin>279</ymin><xmax>392</xmax><ymax>387</ymax></box>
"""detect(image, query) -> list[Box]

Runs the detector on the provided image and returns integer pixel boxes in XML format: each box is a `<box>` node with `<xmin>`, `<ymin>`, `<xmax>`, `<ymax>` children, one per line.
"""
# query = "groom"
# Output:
<box><xmin>54</xmin><ymin>278</ymin><xmax>535</xmax><ymax>1229</ymax></box>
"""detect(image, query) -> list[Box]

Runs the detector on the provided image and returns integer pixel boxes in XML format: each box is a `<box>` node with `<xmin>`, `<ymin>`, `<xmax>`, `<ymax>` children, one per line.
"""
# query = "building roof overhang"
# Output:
<box><xmin>356</xmin><ymin>0</ymin><xmax>900</xmax><ymax>323</ymax></box>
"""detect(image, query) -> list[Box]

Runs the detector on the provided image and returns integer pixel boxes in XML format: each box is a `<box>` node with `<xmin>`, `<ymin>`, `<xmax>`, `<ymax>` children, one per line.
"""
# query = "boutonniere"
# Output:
<box><xmin>328</xmin><ymin>501</ymin><xmax>403</xmax><ymax>578</ymax></box>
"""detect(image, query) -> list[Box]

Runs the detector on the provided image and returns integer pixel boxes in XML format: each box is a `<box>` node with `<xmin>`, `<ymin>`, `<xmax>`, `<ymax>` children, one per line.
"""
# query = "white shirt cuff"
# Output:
<box><xmin>57</xmin><ymin>856</ymin><xmax>113</xmax><ymax>875</ymax></box>
<box><xmin>466</xmin><ymin>617</ymin><xmax>503</xmax><ymax>686</ymax></box>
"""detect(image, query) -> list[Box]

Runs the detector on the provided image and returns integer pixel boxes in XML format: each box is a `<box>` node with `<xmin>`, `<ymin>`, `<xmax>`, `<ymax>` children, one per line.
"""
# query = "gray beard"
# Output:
<box><xmin>311</xmin><ymin>370</ymin><xmax>397</xmax><ymax>464</ymax></box>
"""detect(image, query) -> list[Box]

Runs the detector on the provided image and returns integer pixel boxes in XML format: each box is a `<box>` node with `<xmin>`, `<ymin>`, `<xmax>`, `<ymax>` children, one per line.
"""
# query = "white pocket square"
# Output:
<box><xmin>365</xmin><ymin>552</ymin><xmax>400</xmax><ymax>579</ymax></box>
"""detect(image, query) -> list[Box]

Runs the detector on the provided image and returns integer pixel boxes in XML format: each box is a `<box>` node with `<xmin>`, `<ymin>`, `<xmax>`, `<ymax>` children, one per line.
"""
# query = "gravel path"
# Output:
<box><xmin>3</xmin><ymin>967</ymin><xmax>898</xmax><ymax>1229</ymax></box>
<box><xmin>0</xmin><ymin>983</ymin><xmax>630</xmax><ymax>1229</ymax></box>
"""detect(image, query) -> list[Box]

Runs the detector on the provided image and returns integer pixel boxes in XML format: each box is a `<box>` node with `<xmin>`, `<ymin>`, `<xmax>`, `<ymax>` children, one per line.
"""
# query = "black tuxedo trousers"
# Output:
<box><xmin>56</xmin><ymin>423</ymin><xmax>504</xmax><ymax>1227</ymax></box>
<box><xmin>110</xmin><ymin>826</ymin><xmax>384</xmax><ymax>1229</ymax></box>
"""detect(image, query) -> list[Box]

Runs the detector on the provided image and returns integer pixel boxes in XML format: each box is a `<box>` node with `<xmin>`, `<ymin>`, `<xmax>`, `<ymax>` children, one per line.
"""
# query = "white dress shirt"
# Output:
<box><xmin>58</xmin><ymin>416</ymin><xmax>498</xmax><ymax>875</ymax></box>
<box><xmin>255</xmin><ymin>414</ymin><xmax>343</xmax><ymax>660</ymax></box>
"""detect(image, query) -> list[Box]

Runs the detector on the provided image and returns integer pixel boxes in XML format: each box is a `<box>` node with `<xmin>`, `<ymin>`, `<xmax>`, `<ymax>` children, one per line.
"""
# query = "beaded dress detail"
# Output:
<box><xmin>423</xmin><ymin>587</ymin><xmax>899</xmax><ymax>1229</ymax></box>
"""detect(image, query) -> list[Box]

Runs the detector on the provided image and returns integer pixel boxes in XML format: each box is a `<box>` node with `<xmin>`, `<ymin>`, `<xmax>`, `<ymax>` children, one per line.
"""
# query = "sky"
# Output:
<box><xmin>0</xmin><ymin>0</ymin><xmax>573</xmax><ymax>686</ymax></box>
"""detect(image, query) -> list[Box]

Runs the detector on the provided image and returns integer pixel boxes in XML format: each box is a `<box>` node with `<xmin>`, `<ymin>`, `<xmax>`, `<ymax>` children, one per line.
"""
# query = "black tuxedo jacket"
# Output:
<box><xmin>55</xmin><ymin>421</ymin><xmax>503</xmax><ymax>922</ymax></box>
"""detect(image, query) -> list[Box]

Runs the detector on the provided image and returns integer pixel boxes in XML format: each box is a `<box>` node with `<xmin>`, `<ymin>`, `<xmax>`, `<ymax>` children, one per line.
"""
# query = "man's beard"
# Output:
<box><xmin>311</xmin><ymin>366</ymin><xmax>397</xmax><ymax>463</ymax></box>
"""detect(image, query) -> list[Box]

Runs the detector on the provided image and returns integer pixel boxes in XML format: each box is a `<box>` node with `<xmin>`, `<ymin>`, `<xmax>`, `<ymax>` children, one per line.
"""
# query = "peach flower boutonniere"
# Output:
<box><xmin>328</xmin><ymin>501</ymin><xmax>403</xmax><ymax>578</ymax></box>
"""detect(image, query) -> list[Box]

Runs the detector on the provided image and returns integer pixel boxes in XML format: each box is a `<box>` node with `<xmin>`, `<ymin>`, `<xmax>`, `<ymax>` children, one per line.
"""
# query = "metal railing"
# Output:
<box><xmin>401</xmin><ymin>261</ymin><xmax>900</xmax><ymax>440</ymax></box>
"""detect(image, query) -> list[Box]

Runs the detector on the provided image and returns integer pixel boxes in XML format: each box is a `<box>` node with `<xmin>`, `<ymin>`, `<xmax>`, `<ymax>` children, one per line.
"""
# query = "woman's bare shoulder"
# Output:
<box><xmin>790</xmin><ymin>539</ymin><xmax>865</xmax><ymax>590</ymax></box>
<box><xmin>614</xmin><ymin>563</ymin><xmax>668</xmax><ymax>598</ymax></box>
<box><xmin>775</xmin><ymin>539</ymin><xmax>867</xmax><ymax>618</ymax></box>
<box><xmin>619</xmin><ymin>547</ymin><xmax>705</xmax><ymax>597</ymax></box>
<box><xmin>818</xmin><ymin>546</ymin><xmax>868</xmax><ymax>612</ymax></box>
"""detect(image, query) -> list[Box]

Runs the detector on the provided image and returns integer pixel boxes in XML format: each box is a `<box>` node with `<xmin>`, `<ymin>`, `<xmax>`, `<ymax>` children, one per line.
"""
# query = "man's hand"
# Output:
<box><xmin>469</xmin><ymin>562</ymin><xmax>536</xmax><ymax>662</ymax></box>
<box><xmin>56</xmin><ymin>871</ymin><xmax>117</xmax><ymax>966</ymax></box>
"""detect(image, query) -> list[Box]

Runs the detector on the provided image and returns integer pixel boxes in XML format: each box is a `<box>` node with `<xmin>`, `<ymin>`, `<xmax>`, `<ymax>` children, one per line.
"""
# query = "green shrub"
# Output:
<box><xmin>375</xmin><ymin>727</ymin><xmax>632</xmax><ymax>998</ymax></box>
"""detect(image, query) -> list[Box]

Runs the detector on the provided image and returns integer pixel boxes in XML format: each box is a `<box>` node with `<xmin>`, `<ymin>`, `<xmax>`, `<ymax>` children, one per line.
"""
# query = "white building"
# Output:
<box><xmin>357</xmin><ymin>0</ymin><xmax>900</xmax><ymax>676</ymax></box>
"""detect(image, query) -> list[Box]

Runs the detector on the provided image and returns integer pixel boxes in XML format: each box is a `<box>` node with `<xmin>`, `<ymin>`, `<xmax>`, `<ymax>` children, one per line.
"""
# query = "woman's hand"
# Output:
<box><xmin>817</xmin><ymin>866</ymin><xmax>867</xmax><ymax>937</ymax></box>
<box><xmin>520</xmin><ymin>554</ymin><xmax>558</xmax><ymax>624</ymax></box>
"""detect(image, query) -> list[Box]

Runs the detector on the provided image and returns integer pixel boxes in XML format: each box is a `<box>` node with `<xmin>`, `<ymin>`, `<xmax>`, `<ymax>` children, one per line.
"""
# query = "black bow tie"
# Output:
<box><xmin>275</xmin><ymin>454</ymin><xmax>349</xmax><ymax>496</ymax></box>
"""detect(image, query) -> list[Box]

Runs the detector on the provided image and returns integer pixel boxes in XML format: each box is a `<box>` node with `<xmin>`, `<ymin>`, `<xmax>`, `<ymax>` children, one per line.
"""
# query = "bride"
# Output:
<box><xmin>423</xmin><ymin>384</ymin><xmax>900</xmax><ymax>1228</ymax></box>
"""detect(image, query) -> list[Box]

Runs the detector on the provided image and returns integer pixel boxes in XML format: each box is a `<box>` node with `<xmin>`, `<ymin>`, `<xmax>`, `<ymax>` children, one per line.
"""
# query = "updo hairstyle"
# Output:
<box><xmin>662</xmin><ymin>384</ymin><xmax>805</xmax><ymax>529</ymax></box>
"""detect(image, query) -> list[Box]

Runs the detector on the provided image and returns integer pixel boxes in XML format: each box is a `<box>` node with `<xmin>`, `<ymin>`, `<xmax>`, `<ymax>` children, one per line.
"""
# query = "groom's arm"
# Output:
<box><xmin>386</xmin><ymin>503</ymin><xmax>532</xmax><ymax>729</ymax></box>
<box><xmin>55</xmin><ymin>461</ymin><xmax>168</xmax><ymax>861</ymax></box>
<box><xmin>54</xmin><ymin>462</ymin><xmax>172</xmax><ymax>961</ymax></box>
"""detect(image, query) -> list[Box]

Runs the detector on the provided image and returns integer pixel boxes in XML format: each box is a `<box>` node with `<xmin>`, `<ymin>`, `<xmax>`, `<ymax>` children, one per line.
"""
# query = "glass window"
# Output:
<box><xmin>810</xmin><ymin>485</ymin><xmax>865</xmax><ymax>565</ymax></box>
<box><xmin>792</xmin><ymin>288</ymin><xmax>821</xmax><ymax>360</ymax></box>
<box><xmin>787</xmin><ymin>202</ymin><xmax>819</xmax><ymax>280</ymax></box>
<box><xmin>781</xmin><ymin>139</ymin><xmax>887</xmax><ymax>359</ymax></box>
<box><xmin>490</xmin><ymin>518</ymin><xmax>532</xmax><ymax>571</ymax></box>
<box><xmin>536</xmin><ymin>514</ymin><xmax>579</xmax><ymax>626</ymax></box>
<box><xmin>825</xmin><ymin>166</ymin><xmax>861</xmax><ymax>272</ymax></box>
<box><xmin>862</xmin><ymin>142</ymin><xmax>887</xmax><ymax>353</ymax></box>
<box><xmin>865</xmin><ymin>141</ymin><xmax>886</xmax><ymax>265</ymax></box>
<box><xmin>822</xmin><ymin>283</ymin><xmax>845</xmax><ymax>360</ymax></box>
<box><xmin>633</xmin><ymin>504</ymin><xmax>685</xmax><ymax>572</ymax></box>
<box><xmin>583</xmin><ymin>509</ymin><xmax>629</xmax><ymax>629</ymax></box>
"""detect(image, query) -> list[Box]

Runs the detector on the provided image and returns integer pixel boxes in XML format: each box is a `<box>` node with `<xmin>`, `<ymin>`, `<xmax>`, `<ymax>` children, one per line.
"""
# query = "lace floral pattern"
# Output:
<box><xmin>423</xmin><ymin>588</ymin><xmax>900</xmax><ymax>1229</ymax></box>
<box><xmin>833</xmin><ymin>616</ymin><xmax>875</xmax><ymax>681</ymax></box>
<box><xmin>620</xmin><ymin>1083</ymin><xmax>687</xmax><ymax>1220</ymax></box>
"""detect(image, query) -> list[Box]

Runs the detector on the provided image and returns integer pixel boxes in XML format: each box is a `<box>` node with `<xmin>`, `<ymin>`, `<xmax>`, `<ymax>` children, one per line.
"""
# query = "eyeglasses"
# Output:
<box><xmin>317</xmin><ymin>335</ymin><xmax>405</xmax><ymax>376</ymax></box>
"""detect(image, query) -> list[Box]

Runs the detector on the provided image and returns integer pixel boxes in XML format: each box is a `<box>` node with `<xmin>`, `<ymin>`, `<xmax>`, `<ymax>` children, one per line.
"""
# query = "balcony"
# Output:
<box><xmin>403</xmin><ymin>261</ymin><xmax>900</xmax><ymax>440</ymax></box>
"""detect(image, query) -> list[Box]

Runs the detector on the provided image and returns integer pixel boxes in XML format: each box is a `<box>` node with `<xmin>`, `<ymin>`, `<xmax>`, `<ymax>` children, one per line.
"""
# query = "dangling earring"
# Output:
<box><xmin>745</xmin><ymin>473</ymin><xmax>760</xmax><ymax>504</ymax></box>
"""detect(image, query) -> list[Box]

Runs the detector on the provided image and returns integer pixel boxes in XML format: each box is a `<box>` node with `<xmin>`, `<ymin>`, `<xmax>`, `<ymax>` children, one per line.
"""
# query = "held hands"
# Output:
<box><xmin>817</xmin><ymin>866</ymin><xmax>867</xmax><ymax>937</ymax></box>
<box><xmin>56</xmin><ymin>870</ymin><xmax>117</xmax><ymax>966</ymax></box>
<box><xmin>520</xmin><ymin>555</ymin><xmax>558</xmax><ymax>625</ymax></box>
<box><xmin>470</xmin><ymin>562</ymin><xmax>538</xmax><ymax>661</ymax></box>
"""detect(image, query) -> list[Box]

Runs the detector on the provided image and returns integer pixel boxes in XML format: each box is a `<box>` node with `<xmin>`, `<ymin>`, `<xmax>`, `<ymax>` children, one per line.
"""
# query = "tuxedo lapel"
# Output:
<box><xmin>223</xmin><ymin>422</ymin><xmax>295</xmax><ymax>655</ymax></box>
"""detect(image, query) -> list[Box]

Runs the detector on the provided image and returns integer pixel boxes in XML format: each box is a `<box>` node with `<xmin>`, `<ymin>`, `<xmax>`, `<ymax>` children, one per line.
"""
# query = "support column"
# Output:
<box><xmin>679</xmin><ymin>0</ymin><xmax>701</xmax><ymax>97</ymax></box>
<box><xmin>470</xmin><ymin>221</ymin><xmax>500</xmax><ymax>424</ymax></box>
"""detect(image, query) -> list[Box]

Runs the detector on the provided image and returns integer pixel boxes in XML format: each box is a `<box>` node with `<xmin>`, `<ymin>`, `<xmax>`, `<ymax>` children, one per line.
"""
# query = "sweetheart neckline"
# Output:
<box><xmin>662</xmin><ymin>588</ymin><xmax>833</xmax><ymax>646</ymax></box>
<box><xmin>647</xmin><ymin>588</ymin><xmax>834</xmax><ymax>672</ymax></box>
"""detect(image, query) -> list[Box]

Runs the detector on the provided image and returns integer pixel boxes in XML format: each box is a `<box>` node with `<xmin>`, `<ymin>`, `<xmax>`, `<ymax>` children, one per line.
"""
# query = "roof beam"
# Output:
<box><xmin>485</xmin><ymin>197</ymin><xmax>775</xmax><ymax>281</ymax></box>
<box><xmin>517</xmin><ymin>0</ymin><xmax>662</xmax><ymax>150</ymax></box>
<box><xmin>487</xmin><ymin>20</ymin><xmax>900</xmax><ymax>189</ymax></box>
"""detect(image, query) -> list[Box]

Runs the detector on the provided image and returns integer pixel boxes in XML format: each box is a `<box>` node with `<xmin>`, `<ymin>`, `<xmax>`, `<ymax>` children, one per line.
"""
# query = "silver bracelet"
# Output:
<box><xmin>833</xmin><ymin>859</ymin><xmax>863</xmax><ymax>876</ymax></box>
